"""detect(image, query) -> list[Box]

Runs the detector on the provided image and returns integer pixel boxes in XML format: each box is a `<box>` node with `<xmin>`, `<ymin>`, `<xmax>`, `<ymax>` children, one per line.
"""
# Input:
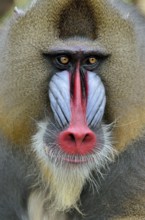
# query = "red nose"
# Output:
<box><xmin>58</xmin><ymin>64</ymin><xmax>97</xmax><ymax>155</ymax></box>
<box><xmin>58</xmin><ymin>126</ymin><xmax>96</xmax><ymax>155</ymax></box>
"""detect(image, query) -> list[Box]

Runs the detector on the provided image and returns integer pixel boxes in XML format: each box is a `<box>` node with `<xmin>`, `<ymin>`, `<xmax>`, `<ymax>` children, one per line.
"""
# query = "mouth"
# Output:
<box><xmin>33</xmin><ymin>121</ymin><xmax>114</xmax><ymax>172</ymax></box>
<box><xmin>44</xmin><ymin>146</ymin><xmax>93</xmax><ymax>164</ymax></box>
<box><xmin>62</xmin><ymin>157</ymin><xmax>90</xmax><ymax>164</ymax></box>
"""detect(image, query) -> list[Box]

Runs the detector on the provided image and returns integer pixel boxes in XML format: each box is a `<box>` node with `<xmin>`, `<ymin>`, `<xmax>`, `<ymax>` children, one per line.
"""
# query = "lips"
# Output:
<box><xmin>44</xmin><ymin>145</ymin><xmax>93</xmax><ymax>164</ymax></box>
<box><xmin>62</xmin><ymin>157</ymin><xmax>89</xmax><ymax>164</ymax></box>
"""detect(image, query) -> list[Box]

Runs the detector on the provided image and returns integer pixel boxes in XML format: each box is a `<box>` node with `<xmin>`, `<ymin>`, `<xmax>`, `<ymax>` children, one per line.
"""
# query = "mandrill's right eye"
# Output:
<box><xmin>55</xmin><ymin>55</ymin><xmax>71</xmax><ymax>69</ymax></box>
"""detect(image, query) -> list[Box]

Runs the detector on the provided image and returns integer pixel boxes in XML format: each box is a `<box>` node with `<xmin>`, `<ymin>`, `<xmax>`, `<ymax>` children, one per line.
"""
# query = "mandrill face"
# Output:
<box><xmin>32</xmin><ymin>39</ymin><xmax>115</xmax><ymax>176</ymax></box>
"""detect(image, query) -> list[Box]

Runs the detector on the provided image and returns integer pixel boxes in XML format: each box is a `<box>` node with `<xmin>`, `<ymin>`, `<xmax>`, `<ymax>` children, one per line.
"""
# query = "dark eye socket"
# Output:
<box><xmin>83</xmin><ymin>56</ymin><xmax>99</xmax><ymax>70</ymax></box>
<box><xmin>85</xmin><ymin>57</ymin><xmax>98</xmax><ymax>65</ymax></box>
<box><xmin>55</xmin><ymin>55</ymin><xmax>71</xmax><ymax>67</ymax></box>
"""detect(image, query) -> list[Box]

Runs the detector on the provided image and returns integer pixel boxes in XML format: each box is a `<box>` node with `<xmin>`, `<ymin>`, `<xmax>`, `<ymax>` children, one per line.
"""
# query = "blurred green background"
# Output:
<box><xmin>15</xmin><ymin>0</ymin><xmax>31</xmax><ymax>7</ymax></box>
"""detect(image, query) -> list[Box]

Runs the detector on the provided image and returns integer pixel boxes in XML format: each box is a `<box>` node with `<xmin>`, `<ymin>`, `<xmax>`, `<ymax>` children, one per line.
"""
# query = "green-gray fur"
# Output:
<box><xmin>0</xmin><ymin>0</ymin><xmax>145</xmax><ymax>219</ymax></box>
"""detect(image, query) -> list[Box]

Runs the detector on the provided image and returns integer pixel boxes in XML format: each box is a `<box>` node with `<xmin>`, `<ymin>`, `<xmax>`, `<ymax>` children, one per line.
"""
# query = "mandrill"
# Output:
<box><xmin>0</xmin><ymin>0</ymin><xmax>145</xmax><ymax>219</ymax></box>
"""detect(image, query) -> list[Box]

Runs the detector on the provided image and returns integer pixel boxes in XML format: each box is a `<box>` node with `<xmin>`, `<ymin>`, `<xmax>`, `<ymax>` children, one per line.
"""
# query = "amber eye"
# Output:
<box><xmin>88</xmin><ymin>57</ymin><xmax>97</xmax><ymax>64</ymax></box>
<box><xmin>58</xmin><ymin>56</ymin><xmax>70</xmax><ymax>65</ymax></box>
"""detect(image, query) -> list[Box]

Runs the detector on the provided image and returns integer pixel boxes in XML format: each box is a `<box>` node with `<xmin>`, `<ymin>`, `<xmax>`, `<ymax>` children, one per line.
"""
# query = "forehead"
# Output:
<box><xmin>48</xmin><ymin>38</ymin><xmax>108</xmax><ymax>54</ymax></box>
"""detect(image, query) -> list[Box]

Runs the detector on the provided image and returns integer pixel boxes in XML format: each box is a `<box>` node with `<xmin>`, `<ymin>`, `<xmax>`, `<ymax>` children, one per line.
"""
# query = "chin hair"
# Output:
<box><xmin>31</xmin><ymin>120</ymin><xmax>117</xmax><ymax>212</ymax></box>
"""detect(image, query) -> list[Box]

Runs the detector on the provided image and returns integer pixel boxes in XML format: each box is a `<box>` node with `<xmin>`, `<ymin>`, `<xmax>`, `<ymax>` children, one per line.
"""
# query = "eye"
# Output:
<box><xmin>56</xmin><ymin>55</ymin><xmax>70</xmax><ymax>65</ymax></box>
<box><xmin>83</xmin><ymin>56</ymin><xmax>99</xmax><ymax>71</ymax></box>
<box><xmin>86</xmin><ymin>57</ymin><xmax>98</xmax><ymax>65</ymax></box>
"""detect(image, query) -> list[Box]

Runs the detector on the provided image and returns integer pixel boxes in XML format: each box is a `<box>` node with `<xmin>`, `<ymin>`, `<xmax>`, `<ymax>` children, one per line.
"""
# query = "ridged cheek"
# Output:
<box><xmin>49</xmin><ymin>71</ymin><xmax>71</xmax><ymax>127</ymax></box>
<box><xmin>86</xmin><ymin>72</ymin><xmax>106</xmax><ymax>127</ymax></box>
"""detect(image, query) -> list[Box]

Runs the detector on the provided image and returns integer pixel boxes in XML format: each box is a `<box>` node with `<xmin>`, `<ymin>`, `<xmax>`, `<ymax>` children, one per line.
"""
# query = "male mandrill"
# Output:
<box><xmin>0</xmin><ymin>0</ymin><xmax>145</xmax><ymax>219</ymax></box>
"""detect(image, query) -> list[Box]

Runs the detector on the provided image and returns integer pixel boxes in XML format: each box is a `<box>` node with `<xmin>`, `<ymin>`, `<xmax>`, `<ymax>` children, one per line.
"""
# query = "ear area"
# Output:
<box><xmin>13</xmin><ymin>7</ymin><xmax>25</xmax><ymax>19</ymax></box>
<box><xmin>9</xmin><ymin>6</ymin><xmax>27</xmax><ymax>25</ymax></box>
<box><xmin>14</xmin><ymin>7</ymin><xmax>25</xmax><ymax>16</ymax></box>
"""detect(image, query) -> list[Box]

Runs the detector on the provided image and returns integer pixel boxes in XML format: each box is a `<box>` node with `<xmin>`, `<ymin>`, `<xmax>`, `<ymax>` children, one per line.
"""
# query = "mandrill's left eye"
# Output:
<box><xmin>83</xmin><ymin>56</ymin><xmax>99</xmax><ymax>70</ymax></box>
<box><xmin>87</xmin><ymin>57</ymin><xmax>98</xmax><ymax>64</ymax></box>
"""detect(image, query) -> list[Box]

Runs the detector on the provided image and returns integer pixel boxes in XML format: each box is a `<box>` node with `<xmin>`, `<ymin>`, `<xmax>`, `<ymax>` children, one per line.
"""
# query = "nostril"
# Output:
<box><xmin>61</xmin><ymin>132</ymin><xmax>76</xmax><ymax>143</ymax></box>
<box><xmin>66</xmin><ymin>132</ymin><xmax>92</xmax><ymax>144</ymax></box>
<box><xmin>68</xmin><ymin>133</ymin><xmax>76</xmax><ymax>143</ymax></box>
<box><xmin>82</xmin><ymin>134</ymin><xmax>90</xmax><ymax>143</ymax></box>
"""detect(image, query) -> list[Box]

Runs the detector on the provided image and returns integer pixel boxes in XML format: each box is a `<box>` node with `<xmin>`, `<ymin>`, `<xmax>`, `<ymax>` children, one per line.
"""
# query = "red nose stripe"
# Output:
<box><xmin>58</xmin><ymin>65</ymin><xmax>96</xmax><ymax>155</ymax></box>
